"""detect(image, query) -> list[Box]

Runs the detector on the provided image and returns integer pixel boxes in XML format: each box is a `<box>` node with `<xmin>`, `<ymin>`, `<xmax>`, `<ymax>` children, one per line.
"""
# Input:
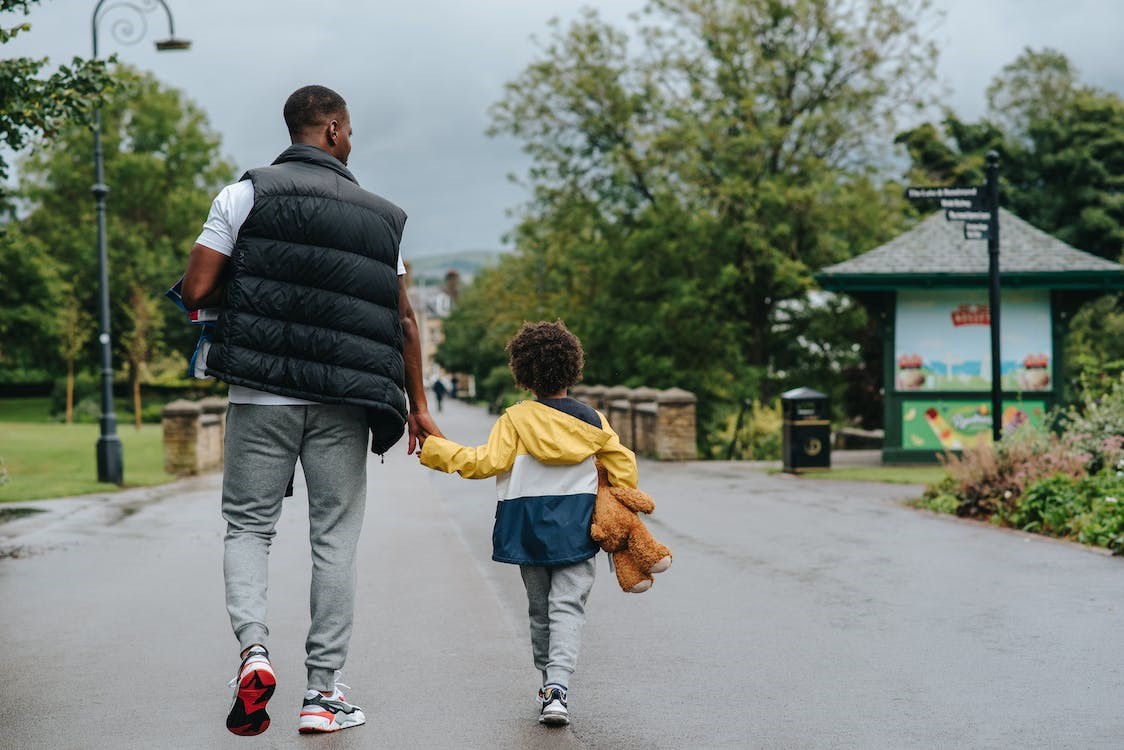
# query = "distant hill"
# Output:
<box><xmin>407</xmin><ymin>249</ymin><xmax>508</xmax><ymax>284</ymax></box>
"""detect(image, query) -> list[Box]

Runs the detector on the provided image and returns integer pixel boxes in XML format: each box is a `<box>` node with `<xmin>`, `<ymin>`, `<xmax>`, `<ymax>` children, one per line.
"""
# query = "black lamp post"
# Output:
<box><xmin>91</xmin><ymin>0</ymin><xmax>190</xmax><ymax>484</ymax></box>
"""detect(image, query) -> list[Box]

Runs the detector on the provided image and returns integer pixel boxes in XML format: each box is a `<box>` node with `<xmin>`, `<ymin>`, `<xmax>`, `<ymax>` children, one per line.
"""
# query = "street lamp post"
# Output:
<box><xmin>90</xmin><ymin>0</ymin><xmax>190</xmax><ymax>483</ymax></box>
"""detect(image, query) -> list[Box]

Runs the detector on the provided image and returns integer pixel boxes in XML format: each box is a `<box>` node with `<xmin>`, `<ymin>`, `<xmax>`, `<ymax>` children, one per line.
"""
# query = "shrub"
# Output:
<box><xmin>939</xmin><ymin>425</ymin><xmax>1088</xmax><ymax>518</ymax></box>
<box><xmin>1001</xmin><ymin>471</ymin><xmax>1124</xmax><ymax>554</ymax></box>
<box><xmin>708</xmin><ymin>399</ymin><xmax>782</xmax><ymax>460</ymax></box>
<box><xmin>916</xmin><ymin>475</ymin><xmax>960</xmax><ymax>515</ymax></box>
<box><xmin>49</xmin><ymin>371</ymin><xmax>100</xmax><ymax>419</ymax></box>
<box><xmin>1052</xmin><ymin>375</ymin><xmax>1124</xmax><ymax>473</ymax></box>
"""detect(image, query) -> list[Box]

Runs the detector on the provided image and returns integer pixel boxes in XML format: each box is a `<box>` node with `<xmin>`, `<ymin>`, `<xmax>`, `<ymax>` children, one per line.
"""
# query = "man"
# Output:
<box><xmin>181</xmin><ymin>85</ymin><xmax>441</xmax><ymax>736</ymax></box>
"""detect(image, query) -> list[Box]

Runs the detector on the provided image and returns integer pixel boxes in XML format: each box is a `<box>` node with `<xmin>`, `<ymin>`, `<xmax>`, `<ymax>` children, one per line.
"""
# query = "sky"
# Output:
<box><xmin>5</xmin><ymin>0</ymin><xmax>1124</xmax><ymax>260</ymax></box>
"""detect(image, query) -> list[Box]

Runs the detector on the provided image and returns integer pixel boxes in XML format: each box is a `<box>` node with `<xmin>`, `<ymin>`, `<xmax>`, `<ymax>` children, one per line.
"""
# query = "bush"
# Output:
<box><xmin>49</xmin><ymin>371</ymin><xmax>100</xmax><ymax>419</ymax></box>
<box><xmin>1052</xmin><ymin>375</ymin><xmax>1124</xmax><ymax>474</ymax></box>
<box><xmin>1001</xmin><ymin>472</ymin><xmax>1124</xmax><ymax>554</ymax></box>
<box><xmin>915</xmin><ymin>475</ymin><xmax>960</xmax><ymax>515</ymax></box>
<box><xmin>939</xmin><ymin>425</ymin><xmax>1088</xmax><ymax>518</ymax></box>
<box><xmin>708</xmin><ymin>399</ymin><xmax>782</xmax><ymax>460</ymax></box>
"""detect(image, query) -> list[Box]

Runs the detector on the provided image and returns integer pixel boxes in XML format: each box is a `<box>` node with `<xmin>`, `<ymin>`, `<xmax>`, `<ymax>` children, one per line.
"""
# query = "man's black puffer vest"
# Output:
<box><xmin>205</xmin><ymin>145</ymin><xmax>407</xmax><ymax>451</ymax></box>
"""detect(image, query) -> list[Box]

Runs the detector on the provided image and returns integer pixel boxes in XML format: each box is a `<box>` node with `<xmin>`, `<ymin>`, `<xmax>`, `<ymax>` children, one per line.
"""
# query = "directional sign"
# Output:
<box><xmin>946</xmin><ymin>209</ymin><xmax>990</xmax><ymax>222</ymax></box>
<box><xmin>905</xmin><ymin>186</ymin><xmax>980</xmax><ymax>200</ymax></box>
<box><xmin>963</xmin><ymin>222</ymin><xmax>989</xmax><ymax>233</ymax></box>
<box><xmin>940</xmin><ymin>196</ymin><xmax>982</xmax><ymax>210</ymax></box>
<box><xmin>964</xmin><ymin>226</ymin><xmax>989</xmax><ymax>241</ymax></box>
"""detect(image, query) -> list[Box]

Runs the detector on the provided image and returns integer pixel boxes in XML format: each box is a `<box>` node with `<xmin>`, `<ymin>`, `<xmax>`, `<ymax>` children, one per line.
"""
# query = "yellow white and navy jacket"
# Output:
<box><xmin>419</xmin><ymin>398</ymin><xmax>638</xmax><ymax>565</ymax></box>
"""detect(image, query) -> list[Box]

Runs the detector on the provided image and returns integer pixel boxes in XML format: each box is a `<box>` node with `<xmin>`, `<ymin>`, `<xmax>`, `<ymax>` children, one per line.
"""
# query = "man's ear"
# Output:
<box><xmin>326</xmin><ymin>119</ymin><xmax>339</xmax><ymax>145</ymax></box>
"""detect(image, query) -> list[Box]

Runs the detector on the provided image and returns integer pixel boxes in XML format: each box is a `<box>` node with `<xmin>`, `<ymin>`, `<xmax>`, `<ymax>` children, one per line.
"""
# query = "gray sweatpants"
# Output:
<box><xmin>222</xmin><ymin>403</ymin><xmax>368</xmax><ymax>692</ymax></box>
<box><xmin>519</xmin><ymin>558</ymin><xmax>596</xmax><ymax>689</ymax></box>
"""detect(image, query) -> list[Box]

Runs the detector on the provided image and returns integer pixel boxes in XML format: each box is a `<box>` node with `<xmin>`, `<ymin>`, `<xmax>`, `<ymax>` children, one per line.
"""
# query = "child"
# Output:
<box><xmin>417</xmin><ymin>320</ymin><xmax>637</xmax><ymax>726</ymax></box>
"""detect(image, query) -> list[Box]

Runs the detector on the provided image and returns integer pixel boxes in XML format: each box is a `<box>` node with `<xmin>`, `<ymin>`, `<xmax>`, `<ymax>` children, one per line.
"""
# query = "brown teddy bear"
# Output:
<box><xmin>590</xmin><ymin>460</ymin><xmax>673</xmax><ymax>593</ymax></box>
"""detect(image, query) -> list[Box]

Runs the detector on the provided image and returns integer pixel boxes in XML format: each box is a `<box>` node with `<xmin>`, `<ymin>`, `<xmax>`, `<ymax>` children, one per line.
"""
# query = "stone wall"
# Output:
<box><xmin>162</xmin><ymin>398</ymin><xmax>227</xmax><ymax>476</ymax></box>
<box><xmin>570</xmin><ymin>385</ymin><xmax>697</xmax><ymax>460</ymax></box>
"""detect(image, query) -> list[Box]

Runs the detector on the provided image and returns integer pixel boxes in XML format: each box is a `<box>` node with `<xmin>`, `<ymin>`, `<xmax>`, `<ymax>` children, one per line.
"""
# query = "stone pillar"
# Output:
<box><xmin>629</xmin><ymin>386</ymin><xmax>661</xmax><ymax>457</ymax></box>
<box><xmin>199</xmin><ymin>397</ymin><xmax>228</xmax><ymax>470</ymax></box>
<box><xmin>162</xmin><ymin>400</ymin><xmax>202</xmax><ymax>476</ymax></box>
<box><xmin>584</xmin><ymin>384</ymin><xmax>608</xmax><ymax>412</ymax></box>
<box><xmin>605</xmin><ymin>385</ymin><xmax>633</xmax><ymax>448</ymax></box>
<box><xmin>656</xmin><ymin>388</ymin><xmax>698</xmax><ymax>460</ymax></box>
<box><xmin>570</xmin><ymin>384</ymin><xmax>590</xmax><ymax>404</ymax></box>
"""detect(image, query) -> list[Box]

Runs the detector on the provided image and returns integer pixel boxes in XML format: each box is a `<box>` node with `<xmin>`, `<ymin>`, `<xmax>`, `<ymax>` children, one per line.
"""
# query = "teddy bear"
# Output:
<box><xmin>590</xmin><ymin>460</ymin><xmax>673</xmax><ymax>593</ymax></box>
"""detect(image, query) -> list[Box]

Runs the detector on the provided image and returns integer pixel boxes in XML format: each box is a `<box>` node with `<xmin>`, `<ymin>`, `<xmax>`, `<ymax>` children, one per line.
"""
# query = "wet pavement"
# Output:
<box><xmin>3</xmin><ymin>398</ymin><xmax>1124</xmax><ymax>749</ymax></box>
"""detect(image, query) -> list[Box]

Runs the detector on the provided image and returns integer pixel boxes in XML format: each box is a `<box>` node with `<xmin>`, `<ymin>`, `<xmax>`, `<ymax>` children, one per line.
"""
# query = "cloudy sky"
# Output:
<box><xmin>6</xmin><ymin>0</ymin><xmax>1123</xmax><ymax>260</ymax></box>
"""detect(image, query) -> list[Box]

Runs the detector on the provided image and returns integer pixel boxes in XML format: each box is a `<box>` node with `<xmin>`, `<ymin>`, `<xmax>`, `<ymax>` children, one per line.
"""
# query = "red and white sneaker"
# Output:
<box><xmin>226</xmin><ymin>646</ymin><xmax>276</xmax><ymax>736</ymax></box>
<box><xmin>298</xmin><ymin>682</ymin><xmax>367</xmax><ymax>734</ymax></box>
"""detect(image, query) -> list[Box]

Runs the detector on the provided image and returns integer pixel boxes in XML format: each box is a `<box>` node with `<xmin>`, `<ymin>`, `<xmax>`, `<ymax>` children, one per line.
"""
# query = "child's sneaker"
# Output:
<box><xmin>538</xmin><ymin>684</ymin><xmax>569</xmax><ymax>726</ymax></box>
<box><xmin>298</xmin><ymin>683</ymin><xmax>367</xmax><ymax>734</ymax></box>
<box><xmin>226</xmin><ymin>646</ymin><xmax>275</xmax><ymax>736</ymax></box>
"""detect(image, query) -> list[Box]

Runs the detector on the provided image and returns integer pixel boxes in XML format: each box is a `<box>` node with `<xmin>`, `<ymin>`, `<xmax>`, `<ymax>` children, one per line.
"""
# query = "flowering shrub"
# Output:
<box><xmin>917</xmin><ymin>378</ymin><xmax>1124</xmax><ymax>553</ymax></box>
<box><xmin>1052</xmin><ymin>376</ymin><xmax>1124</xmax><ymax>473</ymax></box>
<box><xmin>938</xmin><ymin>426</ymin><xmax>1088</xmax><ymax>519</ymax></box>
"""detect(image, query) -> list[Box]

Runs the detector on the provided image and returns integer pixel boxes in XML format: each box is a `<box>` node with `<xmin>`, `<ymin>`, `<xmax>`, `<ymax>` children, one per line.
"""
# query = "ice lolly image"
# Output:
<box><xmin>924</xmin><ymin>407</ymin><xmax>960</xmax><ymax>450</ymax></box>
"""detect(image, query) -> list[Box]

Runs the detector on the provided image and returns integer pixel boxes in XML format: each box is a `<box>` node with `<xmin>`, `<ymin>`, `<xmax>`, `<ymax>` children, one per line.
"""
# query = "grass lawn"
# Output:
<box><xmin>0</xmin><ymin>422</ymin><xmax>173</xmax><ymax>503</ymax></box>
<box><xmin>779</xmin><ymin>465</ymin><xmax>948</xmax><ymax>485</ymax></box>
<box><xmin>0</xmin><ymin>397</ymin><xmax>53</xmax><ymax>423</ymax></box>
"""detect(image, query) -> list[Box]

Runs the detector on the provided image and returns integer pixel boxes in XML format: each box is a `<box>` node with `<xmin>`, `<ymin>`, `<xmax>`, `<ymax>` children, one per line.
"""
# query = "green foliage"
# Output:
<box><xmin>939</xmin><ymin>425</ymin><xmax>1089</xmax><ymax>519</ymax></box>
<box><xmin>1049</xmin><ymin>375</ymin><xmax>1124</xmax><ymax>474</ymax></box>
<box><xmin>915</xmin><ymin>476</ymin><xmax>961</xmax><ymax>515</ymax></box>
<box><xmin>0</xmin><ymin>0</ymin><xmax>115</xmax><ymax>185</ymax></box>
<box><xmin>48</xmin><ymin>371</ymin><xmax>99</xmax><ymax>420</ymax></box>
<box><xmin>4</xmin><ymin>65</ymin><xmax>233</xmax><ymax>388</ymax></box>
<box><xmin>708</xmin><ymin>399</ymin><xmax>782</xmax><ymax>460</ymax></box>
<box><xmin>921</xmin><ymin>382</ymin><xmax>1124</xmax><ymax>554</ymax></box>
<box><xmin>444</xmin><ymin>0</ymin><xmax>937</xmax><ymax>447</ymax></box>
<box><xmin>898</xmin><ymin>48</ymin><xmax>1124</xmax><ymax>262</ymax></box>
<box><xmin>999</xmin><ymin>472</ymin><xmax>1124</xmax><ymax>554</ymax></box>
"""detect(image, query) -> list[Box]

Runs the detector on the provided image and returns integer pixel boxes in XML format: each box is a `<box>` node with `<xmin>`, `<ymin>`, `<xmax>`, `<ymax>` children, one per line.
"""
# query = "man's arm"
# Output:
<box><xmin>182</xmin><ymin>243</ymin><xmax>230</xmax><ymax>309</ymax></box>
<box><xmin>400</xmin><ymin>276</ymin><xmax>443</xmax><ymax>453</ymax></box>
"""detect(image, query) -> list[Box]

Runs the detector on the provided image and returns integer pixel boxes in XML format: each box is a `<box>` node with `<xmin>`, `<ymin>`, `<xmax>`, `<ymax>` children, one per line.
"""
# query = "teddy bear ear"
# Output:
<box><xmin>610</xmin><ymin>486</ymin><xmax>655</xmax><ymax>514</ymax></box>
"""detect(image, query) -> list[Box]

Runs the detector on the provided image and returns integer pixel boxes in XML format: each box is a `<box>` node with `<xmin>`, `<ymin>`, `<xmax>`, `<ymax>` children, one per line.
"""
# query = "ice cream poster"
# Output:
<box><xmin>894</xmin><ymin>289</ymin><xmax>1052</xmax><ymax>392</ymax></box>
<box><xmin>901</xmin><ymin>399</ymin><xmax>1047</xmax><ymax>451</ymax></box>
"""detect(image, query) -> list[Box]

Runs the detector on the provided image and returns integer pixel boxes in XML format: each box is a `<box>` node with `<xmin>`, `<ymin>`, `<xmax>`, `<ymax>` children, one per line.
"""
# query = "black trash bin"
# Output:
<box><xmin>781</xmin><ymin>387</ymin><xmax>831</xmax><ymax>473</ymax></box>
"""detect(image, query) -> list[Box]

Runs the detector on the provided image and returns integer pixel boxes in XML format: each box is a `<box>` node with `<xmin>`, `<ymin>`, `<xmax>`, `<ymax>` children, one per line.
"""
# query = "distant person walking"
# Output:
<box><xmin>180</xmin><ymin>84</ymin><xmax>442</xmax><ymax>737</ymax></box>
<box><xmin>416</xmin><ymin>321</ymin><xmax>636</xmax><ymax>726</ymax></box>
<box><xmin>432</xmin><ymin>377</ymin><xmax>448</xmax><ymax>412</ymax></box>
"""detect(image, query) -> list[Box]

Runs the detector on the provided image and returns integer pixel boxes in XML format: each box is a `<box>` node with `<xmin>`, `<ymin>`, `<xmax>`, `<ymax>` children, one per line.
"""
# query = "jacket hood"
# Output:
<box><xmin>505</xmin><ymin>400</ymin><xmax>609</xmax><ymax>464</ymax></box>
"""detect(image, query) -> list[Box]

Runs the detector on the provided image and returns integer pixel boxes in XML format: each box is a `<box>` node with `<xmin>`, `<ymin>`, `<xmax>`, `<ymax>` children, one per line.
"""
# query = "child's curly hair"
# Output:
<box><xmin>506</xmin><ymin>320</ymin><xmax>585</xmax><ymax>398</ymax></box>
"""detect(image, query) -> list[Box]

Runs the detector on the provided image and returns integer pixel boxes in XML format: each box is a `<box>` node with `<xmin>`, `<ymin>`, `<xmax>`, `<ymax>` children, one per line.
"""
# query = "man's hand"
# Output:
<box><xmin>407</xmin><ymin>409</ymin><xmax>444</xmax><ymax>455</ymax></box>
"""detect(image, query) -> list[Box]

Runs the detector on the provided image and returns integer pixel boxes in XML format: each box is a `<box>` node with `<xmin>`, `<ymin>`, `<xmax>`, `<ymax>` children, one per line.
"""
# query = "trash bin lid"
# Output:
<box><xmin>780</xmin><ymin>386</ymin><xmax>827</xmax><ymax>401</ymax></box>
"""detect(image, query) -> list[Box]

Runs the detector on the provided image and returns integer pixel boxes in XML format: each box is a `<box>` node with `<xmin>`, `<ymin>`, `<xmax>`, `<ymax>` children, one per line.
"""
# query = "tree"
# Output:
<box><xmin>120</xmin><ymin>284</ymin><xmax>164</xmax><ymax>429</ymax></box>
<box><xmin>11</xmin><ymin>65</ymin><xmax>233</xmax><ymax>410</ymax></box>
<box><xmin>897</xmin><ymin>48</ymin><xmax>1124</xmax><ymax>261</ymax></box>
<box><xmin>449</xmin><ymin>0</ymin><xmax>934</xmax><ymax>447</ymax></box>
<box><xmin>0</xmin><ymin>0</ymin><xmax>113</xmax><ymax>188</ymax></box>
<box><xmin>54</xmin><ymin>281</ymin><xmax>93</xmax><ymax>423</ymax></box>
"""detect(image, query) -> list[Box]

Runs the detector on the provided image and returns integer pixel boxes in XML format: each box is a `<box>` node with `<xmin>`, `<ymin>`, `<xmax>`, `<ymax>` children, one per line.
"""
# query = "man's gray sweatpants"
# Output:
<box><xmin>222</xmin><ymin>403</ymin><xmax>368</xmax><ymax>692</ymax></box>
<box><xmin>519</xmin><ymin>558</ymin><xmax>596</xmax><ymax>689</ymax></box>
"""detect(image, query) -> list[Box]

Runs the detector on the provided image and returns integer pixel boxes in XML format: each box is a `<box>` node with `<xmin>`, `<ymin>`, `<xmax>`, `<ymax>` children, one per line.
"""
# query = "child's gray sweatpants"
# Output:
<box><xmin>519</xmin><ymin>557</ymin><xmax>596</xmax><ymax>688</ymax></box>
<box><xmin>221</xmin><ymin>403</ymin><xmax>368</xmax><ymax>693</ymax></box>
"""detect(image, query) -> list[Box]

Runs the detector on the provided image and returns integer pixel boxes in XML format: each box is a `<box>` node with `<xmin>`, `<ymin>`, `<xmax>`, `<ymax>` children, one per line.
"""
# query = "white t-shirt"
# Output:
<box><xmin>196</xmin><ymin>180</ymin><xmax>407</xmax><ymax>405</ymax></box>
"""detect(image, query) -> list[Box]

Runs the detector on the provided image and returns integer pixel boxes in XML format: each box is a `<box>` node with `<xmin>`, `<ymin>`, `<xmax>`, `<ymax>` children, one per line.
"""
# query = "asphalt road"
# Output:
<box><xmin>3</xmin><ymin>398</ymin><xmax>1124</xmax><ymax>749</ymax></box>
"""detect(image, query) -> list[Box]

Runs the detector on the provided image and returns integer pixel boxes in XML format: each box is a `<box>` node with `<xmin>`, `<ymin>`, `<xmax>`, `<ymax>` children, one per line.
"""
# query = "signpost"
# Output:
<box><xmin>904</xmin><ymin>150</ymin><xmax>1002</xmax><ymax>442</ymax></box>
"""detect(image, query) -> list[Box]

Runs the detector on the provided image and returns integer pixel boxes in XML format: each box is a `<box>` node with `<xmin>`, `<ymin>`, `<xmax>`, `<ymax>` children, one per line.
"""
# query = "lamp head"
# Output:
<box><xmin>155</xmin><ymin>37</ymin><xmax>192</xmax><ymax>51</ymax></box>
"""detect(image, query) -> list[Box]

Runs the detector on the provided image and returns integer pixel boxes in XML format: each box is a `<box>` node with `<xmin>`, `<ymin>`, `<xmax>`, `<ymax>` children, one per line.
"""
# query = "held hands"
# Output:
<box><xmin>407</xmin><ymin>409</ymin><xmax>444</xmax><ymax>455</ymax></box>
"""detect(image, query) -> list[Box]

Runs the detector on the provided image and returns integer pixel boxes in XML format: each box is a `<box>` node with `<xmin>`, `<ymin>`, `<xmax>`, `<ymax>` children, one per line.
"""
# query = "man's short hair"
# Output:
<box><xmin>506</xmin><ymin>320</ymin><xmax>585</xmax><ymax>398</ymax></box>
<box><xmin>283</xmin><ymin>85</ymin><xmax>347</xmax><ymax>136</ymax></box>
